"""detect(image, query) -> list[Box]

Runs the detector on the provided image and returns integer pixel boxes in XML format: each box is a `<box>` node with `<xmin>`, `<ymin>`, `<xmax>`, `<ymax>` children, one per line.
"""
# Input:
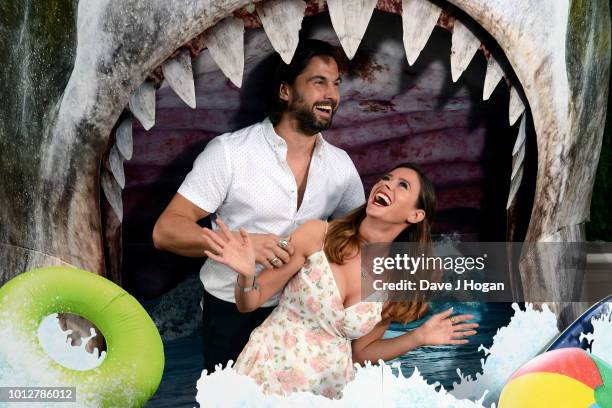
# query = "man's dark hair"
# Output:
<box><xmin>268</xmin><ymin>39</ymin><xmax>341</xmax><ymax>125</ymax></box>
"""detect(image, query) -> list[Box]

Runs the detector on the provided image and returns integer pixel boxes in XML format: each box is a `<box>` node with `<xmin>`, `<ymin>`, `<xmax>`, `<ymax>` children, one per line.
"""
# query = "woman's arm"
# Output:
<box><xmin>352</xmin><ymin>308</ymin><xmax>478</xmax><ymax>365</ymax></box>
<box><xmin>203</xmin><ymin>219</ymin><xmax>324</xmax><ymax>312</ymax></box>
<box><xmin>352</xmin><ymin>320</ymin><xmax>416</xmax><ymax>364</ymax></box>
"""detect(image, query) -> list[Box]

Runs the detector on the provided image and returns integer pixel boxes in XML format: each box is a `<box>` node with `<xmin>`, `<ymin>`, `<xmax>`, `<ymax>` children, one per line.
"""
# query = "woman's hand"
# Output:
<box><xmin>203</xmin><ymin>219</ymin><xmax>256</xmax><ymax>278</ymax></box>
<box><xmin>413</xmin><ymin>307</ymin><xmax>478</xmax><ymax>346</ymax></box>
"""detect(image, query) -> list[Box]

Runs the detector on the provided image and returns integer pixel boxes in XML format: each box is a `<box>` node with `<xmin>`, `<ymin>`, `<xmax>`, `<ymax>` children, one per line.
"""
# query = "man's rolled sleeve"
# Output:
<box><xmin>332</xmin><ymin>156</ymin><xmax>366</xmax><ymax>218</ymax></box>
<box><xmin>177</xmin><ymin>137</ymin><xmax>231</xmax><ymax>213</ymax></box>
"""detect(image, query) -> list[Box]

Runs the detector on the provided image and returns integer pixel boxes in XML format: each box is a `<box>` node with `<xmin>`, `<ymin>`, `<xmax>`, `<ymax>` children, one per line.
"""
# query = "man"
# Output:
<box><xmin>152</xmin><ymin>39</ymin><xmax>365</xmax><ymax>373</ymax></box>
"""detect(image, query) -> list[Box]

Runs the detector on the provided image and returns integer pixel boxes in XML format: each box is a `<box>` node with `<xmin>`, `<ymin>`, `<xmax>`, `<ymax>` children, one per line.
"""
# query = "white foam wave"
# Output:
<box><xmin>37</xmin><ymin>314</ymin><xmax>106</xmax><ymax>371</ymax></box>
<box><xmin>0</xmin><ymin>312</ymin><xmax>136</xmax><ymax>407</ymax></box>
<box><xmin>581</xmin><ymin>303</ymin><xmax>612</xmax><ymax>362</ymax></box>
<box><xmin>450</xmin><ymin>303</ymin><xmax>559</xmax><ymax>405</ymax></box>
<box><xmin>195</xmin><ymin>303</ymin><xmax>561</xmax><ymax>407</ymax></box>
<box><xmin>196</xmin><ymin>361</ymin><xmax>487</xmax><ymax>408</ymax></box>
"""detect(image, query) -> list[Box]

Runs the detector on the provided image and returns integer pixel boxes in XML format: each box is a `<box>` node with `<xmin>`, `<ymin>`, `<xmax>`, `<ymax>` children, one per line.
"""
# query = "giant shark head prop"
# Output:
<box><xmin>0</xmin><ymin>0</ymin><xmax>610</xmax><ymax>326</ymax></box>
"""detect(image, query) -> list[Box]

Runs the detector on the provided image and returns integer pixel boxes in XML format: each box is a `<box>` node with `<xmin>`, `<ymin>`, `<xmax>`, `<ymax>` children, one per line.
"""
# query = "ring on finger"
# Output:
<box><xmin>278</xmin><ymin>238</ymin><xmax>289</xmax><ymax>250</ymax></box>
<box><xmin>449</xmin><ymin>316</ymin><xmax>456</xmax><ymax>324</ymax></box>
<box><xmin>271</xmin><ymin>257</ymin><xmax>283</xmax><ymax>268</ymax></box>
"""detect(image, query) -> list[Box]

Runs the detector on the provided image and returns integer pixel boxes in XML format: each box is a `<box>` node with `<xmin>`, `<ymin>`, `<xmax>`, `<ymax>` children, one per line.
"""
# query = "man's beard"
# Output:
<box><xmin>288</xmin><ymin>97</ymin><xmax>335</xmax><ymax>135</ymax></box>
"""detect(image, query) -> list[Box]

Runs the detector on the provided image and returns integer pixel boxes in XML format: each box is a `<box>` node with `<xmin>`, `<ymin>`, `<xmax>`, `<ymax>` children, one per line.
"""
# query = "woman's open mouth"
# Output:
<box><xmin>373</xmin><ymin>191</ymin><xmax>392</xmax><ymax>207</ymax></box>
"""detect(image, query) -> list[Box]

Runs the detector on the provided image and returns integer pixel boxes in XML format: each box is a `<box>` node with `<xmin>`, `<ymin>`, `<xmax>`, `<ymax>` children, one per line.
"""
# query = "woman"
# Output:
<box><xmin>202</xmin><ymin>163</ymin><xmax>478</xmax><ymax>398</ymax></box>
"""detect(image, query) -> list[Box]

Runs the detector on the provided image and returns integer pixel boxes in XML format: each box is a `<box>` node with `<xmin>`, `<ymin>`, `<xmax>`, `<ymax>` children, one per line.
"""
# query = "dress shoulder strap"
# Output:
<box><xmin>321</xmin><ymin>221</ymin><xmax>329</xmax><ymax>251</ymax></box>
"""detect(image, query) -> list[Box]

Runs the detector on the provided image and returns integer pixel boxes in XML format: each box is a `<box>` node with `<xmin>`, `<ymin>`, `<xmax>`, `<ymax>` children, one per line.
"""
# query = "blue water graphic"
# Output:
<box><xmin>389</xmin><ymin>302</ymin><xmax>513</xmax><ymax>389</ymax></box>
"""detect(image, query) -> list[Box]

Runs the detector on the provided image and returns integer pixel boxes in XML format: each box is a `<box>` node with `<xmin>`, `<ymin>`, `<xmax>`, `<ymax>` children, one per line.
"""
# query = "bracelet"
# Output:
<box><xmin>236</xmin><ymin>274</ymin><xmax>258</xmax><ymax>292</ymax></box>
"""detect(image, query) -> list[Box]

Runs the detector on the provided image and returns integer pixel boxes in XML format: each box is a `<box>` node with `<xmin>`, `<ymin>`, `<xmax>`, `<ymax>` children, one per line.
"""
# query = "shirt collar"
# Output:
<box><xmin>262</xmin><ymin>117</ymin><xmax>325</xmax><ymax>159</ymax></box>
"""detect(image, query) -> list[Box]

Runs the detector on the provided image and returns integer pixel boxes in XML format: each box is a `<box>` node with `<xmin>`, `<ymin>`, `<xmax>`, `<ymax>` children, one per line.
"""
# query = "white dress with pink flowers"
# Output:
<box><xmin>233</xmin><ymin>249</ymin><xmax>383</xmax><ymax>399</ymax></box>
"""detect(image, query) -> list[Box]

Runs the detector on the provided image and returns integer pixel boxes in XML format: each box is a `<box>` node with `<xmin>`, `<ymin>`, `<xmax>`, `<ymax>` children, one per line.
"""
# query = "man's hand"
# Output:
<box><xmin>248</xmin><ymin>233</ymin><xmax>295</xmax><ymax>269</ymax></box>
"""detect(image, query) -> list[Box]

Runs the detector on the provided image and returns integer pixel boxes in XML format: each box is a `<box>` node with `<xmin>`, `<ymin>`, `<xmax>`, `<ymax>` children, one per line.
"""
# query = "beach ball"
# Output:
<box><xmin>499</xmin><ymin>348</ymin><xmax>612</xmax><ymax>408</ymax></box>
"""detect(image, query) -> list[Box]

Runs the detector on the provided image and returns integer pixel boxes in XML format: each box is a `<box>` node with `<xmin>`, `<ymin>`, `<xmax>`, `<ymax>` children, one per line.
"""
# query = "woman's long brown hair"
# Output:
<box><xmin>323</xmin><ymin>162</ymin><xmax>436</xmax><ymax>324</ymax></box>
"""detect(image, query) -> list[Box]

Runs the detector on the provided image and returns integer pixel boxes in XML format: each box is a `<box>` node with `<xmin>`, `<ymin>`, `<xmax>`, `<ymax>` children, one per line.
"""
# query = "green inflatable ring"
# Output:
<box><xmin>0</xmin><ymin>266</ymin><xmax>164</xmax><ymax>407</ymax></box>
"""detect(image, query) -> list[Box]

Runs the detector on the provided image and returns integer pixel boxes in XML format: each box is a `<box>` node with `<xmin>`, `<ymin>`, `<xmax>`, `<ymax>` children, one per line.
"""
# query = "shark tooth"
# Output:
<box><xmin>327</xmin><ymin>0</ymin><xmax>377</xmax><ymax>60</ymax></box>
<box><xmin>512</xmin><ymin>115</ymin><xmax>527</xmax><ymax>156</ymax></box>
<box><xmin>483</xmin><ymin>54</ymin><xmax>504</xmax><ymax>100</ymax></box>
<box><xmin>506</xmin><ymin>166</ymin><xmax>523</xmax><ymax>210</ymax></box>
<box><xmin>108</xmin><ymin>144</ymin><xmax>125</xmax><ymax>189</ymax></box>
<box><xmin>450</xmin><ymin>20</ymin><xmax>481</xmax><ymax>83</ymax></box>
<box><xmin>203</xmin><ymin>17</ymin><xmax>245</xmax><ymax>88</ymax></box>
<box><xmin>101</xmin><ymin>170</ymin><xmax>123</xmax><ymax>222</ymax></box>
<box><xmin>257</xmin><ymin>0</ymin><xmax>307</xmax><ymax>64</ymax></box>
<box><xmin>401</xmin><ymin>0</ymin><xmax>442</xmax><ymax>66</ymax></box>
<box><xmin>129</xmin><ymin>81</ymin><xmax>156</xmax><ymax>130</ymax></box>
<box><xmin>115</xmin><ymin>117</ymin><xmax>133</xmax><ymax>160</ymax></box>
<box><xmin>511</xmin><ymin>143</ymin><xmax>525</xmax><ymax>180</ymax></box>
<box><xmin>509</xmin><ymin>85</ymin><xmax>526</xmax><ymax>125</ymax></box>
<box><xmin>508</xmin><ymin>117</ymin><xmax>527</xmax><ymax>209</ymax></box>
<box><xmin>162</xmin><ymin>48</ymin><xmax>196</xmax><ymax>109</ymax></box>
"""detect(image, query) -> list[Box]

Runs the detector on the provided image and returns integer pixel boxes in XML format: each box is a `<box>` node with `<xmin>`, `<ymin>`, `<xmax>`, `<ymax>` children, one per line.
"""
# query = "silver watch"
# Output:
<box><xmin>236</xmin><ymin>274</ymin><xmax>258</xmax><ymax>292</ymax></box>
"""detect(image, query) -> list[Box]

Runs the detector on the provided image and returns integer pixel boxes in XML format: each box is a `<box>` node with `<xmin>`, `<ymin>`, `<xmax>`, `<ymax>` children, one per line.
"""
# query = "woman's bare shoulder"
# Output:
<box><xmin>290</xmin><ymin>220</ymin><xmax>327</xmax><ymax>256</ymax></box>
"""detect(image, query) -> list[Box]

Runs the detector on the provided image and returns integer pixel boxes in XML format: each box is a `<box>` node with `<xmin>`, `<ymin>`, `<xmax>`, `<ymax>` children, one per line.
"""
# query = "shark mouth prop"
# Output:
<box><xmin>0</xmin><ymin>0</ymin><xmax>610</xmax><ymax>336</ymax></box>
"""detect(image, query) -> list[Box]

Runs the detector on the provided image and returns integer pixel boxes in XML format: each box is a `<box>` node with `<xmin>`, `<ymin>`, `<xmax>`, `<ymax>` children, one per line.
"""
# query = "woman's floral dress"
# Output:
<box><xmin>233</xmin><ymin>249</ymin><xmax>383</xmax><ymax>399</ymax></box>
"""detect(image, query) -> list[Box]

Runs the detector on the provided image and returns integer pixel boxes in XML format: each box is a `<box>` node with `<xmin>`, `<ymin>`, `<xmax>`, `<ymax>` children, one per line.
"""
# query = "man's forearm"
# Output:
<box><xmin>152</xmin><ymin>214</ymin><xmax>213</xmax><ymax>257</ymax></box>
